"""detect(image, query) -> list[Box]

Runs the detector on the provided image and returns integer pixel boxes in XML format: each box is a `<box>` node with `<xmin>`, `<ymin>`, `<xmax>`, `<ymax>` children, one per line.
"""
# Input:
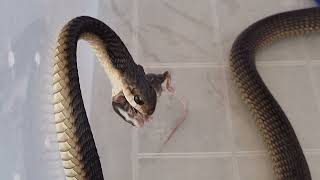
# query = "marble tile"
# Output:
<box><xmin>136</xmin><ymin>0</ymin><xmax>221</xmax><ymax>63</ymax></box>
<box><xmin>310</xmin><ymin>64</ymin><xmax>320</xmax><ymax>117</ymax></box>
<box><xmin>138</xmin><ymin>66</ymin><xmax>231</xmax><ymax>153</ymax></box>
<box><xmin>303</xmin><ymin>33</ymin><xmax>320</xmax><ymax>61</ymax></box>
<box><xmin>236</xmin><ymin>153</ymin><xmax>320</xmax><ymax>180</ymax></box>
<box><xmin>216</xmin><ymin>0</ymin><xmax>307</xmax><ymax>62</ymax></box>
<box><xmin>237</xmin><ymin>155</ymin><xmax>275</xmax><ymax>180</ymax></box>
<box><xmin>298</xmin><ymin>0</ymin><xmax>320</xmax><ymax>61</ymax></box>
<box><xmin>138</xmin><ymin>157</ymin><xmax>233</xmax><ymax>180</ymax></box>
<box><xmin>307</xmin><ymin>154</ymin><xmax>320</xmax><ymax>180</ymax></box>
<box><xmin>97</xmin><ymin>0</ymin><xmax>137</xmax><ymax>59</ymax></box>
<box><xmin>44</xmin><ymin>0</ymin><xmax>99</xmax><ymax>33</ymax></box>
<box><xmin>227</xmin><ymin>64</ymin><xmax>320</xmax><ymax>151</ymax></box>
<box><xmin>4</xmin><ymin>0</ymin><xmax>320</xmax><ymax>180</ymax></box>
<box><xmin>98</xmin><ymin>0</ymin><xmax>135</xmax><ymax>23</ymax></box>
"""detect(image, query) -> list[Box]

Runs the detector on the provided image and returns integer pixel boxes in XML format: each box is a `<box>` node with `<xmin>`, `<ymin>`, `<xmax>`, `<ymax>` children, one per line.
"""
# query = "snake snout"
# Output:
<box><xmin>112</xmin><ymin>91</ymin><xmax>151</xmax><ymax>127</ymax></box>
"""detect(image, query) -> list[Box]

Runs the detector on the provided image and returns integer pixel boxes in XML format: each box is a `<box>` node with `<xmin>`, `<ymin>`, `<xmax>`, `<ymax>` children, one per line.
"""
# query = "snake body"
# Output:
<box><xmin>52</xmin><ymin>7</ymin><xmax>319</xmax><ymax>180</ymax></box>
<box><xmin>230</xmin><ymin>7</ymin><xmax>320</xmax><ymax>180</ymax></box>
<box><xmin>53</xmin><ymin>16</ymin><xmax>169</xmax><ymax>179</ymax></box>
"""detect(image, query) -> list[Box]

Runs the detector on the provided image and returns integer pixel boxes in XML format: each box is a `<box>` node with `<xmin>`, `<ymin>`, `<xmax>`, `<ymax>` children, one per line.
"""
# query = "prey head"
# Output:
<box><xmin>112</xmin><ymin>65</ymin><xmax>169</xmax><ymax>127</ymax></box>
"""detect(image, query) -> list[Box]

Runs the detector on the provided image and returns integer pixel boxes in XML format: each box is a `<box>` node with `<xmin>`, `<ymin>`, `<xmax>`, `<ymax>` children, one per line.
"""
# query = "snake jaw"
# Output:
<box><xmin>112</xmin><ymin>92</ymin><xmax>150</xmax><ymax>127</ymax></box>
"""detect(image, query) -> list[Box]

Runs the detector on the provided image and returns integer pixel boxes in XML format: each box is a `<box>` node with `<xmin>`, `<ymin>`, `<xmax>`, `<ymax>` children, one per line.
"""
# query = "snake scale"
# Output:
<box><xmin>230</xmin><ymin>7</ymin><xmax>319</xmax><ymax>180</ymax></box>
<box><xmin>53</xmin><ymin>16</ymin><xmax>168</xmax><ymax>179</ymax></box>
<box><xmin>52</xmin><ymin>7</ymin><xmax>319</xmax><ymax>180</ymax></box>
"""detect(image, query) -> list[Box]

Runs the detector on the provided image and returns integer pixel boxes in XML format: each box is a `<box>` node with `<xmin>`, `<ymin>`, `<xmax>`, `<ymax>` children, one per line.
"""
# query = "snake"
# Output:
<box><xmin>52</xmin><ymin>6</ymin><xmax>319</xmax><ymax>180</ymax></box>
<box><xmin>229</xmin><ymin>7</ymin><xmax>320</xmax><ymax>180</ymax></box>
<box><xmin>53</xmin><ymin>16</ymin><xmax>170</xmax><ymax>179</ymax></box>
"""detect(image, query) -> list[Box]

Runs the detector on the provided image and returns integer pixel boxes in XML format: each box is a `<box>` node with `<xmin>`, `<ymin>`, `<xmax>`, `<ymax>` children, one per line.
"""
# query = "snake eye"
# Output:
<box><xmin>134</xmin><ymin>95</ymin><xmax>144</xmax><ymax>105</ymax></box>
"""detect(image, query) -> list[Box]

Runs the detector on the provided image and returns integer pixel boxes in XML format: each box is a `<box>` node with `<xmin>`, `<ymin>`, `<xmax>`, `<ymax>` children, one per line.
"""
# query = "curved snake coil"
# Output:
<box><xmin>230</xmin><ymin>7</ymin><xmax>319</xmax><ymax>180</ymax></box>
<box><xmin>53</xmin><ymin>16</ymin><xmax>169</xmax><ymax>179</ymax></box>
<box><xmin>52</xmin><ymin>7</ymin><xmax>318</xmax><ymax>180</ymax></box>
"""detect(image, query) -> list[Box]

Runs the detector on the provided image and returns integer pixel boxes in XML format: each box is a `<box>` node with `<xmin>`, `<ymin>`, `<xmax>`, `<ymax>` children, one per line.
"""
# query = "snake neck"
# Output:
<box><xmin>80</xmin><ymin>32</ymin><xmax>125</xmax><ymax>96</ymax></box>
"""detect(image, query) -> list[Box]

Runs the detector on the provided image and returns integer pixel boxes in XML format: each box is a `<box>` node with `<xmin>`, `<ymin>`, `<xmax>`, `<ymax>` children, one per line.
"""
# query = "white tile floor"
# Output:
<box><xmin>90</xmin><ymin>0</ymin><xmax>320</xmax><ymax>179</ymax></box>
<box><xmin>1</xmin><ymin>0</ymin><xmax>320</xmax><ymax>179</ymax></box>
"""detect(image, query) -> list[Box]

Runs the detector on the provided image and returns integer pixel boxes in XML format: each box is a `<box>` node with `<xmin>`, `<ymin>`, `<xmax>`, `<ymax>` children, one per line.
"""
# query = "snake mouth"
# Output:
<box><xmin>112</xmin><ymin>92</ymin><xmax>150</xmax><ymax>127</ymax></box>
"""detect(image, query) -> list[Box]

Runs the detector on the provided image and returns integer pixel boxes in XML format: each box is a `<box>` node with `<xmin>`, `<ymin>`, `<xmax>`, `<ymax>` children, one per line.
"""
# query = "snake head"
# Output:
<box><xmin>111</xmin><ymin>66</ymin><xmax>159</xmax><ymax>127</ymax></box>
<box><xmin>112</xmin><ymin>67</ymin><xmax>171</xmax><ymax>127</ymax></box>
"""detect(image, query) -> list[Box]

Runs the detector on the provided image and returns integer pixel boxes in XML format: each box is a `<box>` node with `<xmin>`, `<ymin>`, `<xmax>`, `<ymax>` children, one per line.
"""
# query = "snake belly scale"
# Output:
<box><xmin>230</xmin><ymin>7</ymin><xmax>320</xmax><ymax>180</ymax></box>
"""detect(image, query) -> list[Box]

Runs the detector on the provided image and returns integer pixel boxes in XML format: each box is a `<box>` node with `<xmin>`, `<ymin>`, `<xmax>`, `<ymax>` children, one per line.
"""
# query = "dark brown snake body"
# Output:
<box><xmin>53</xmin><ymin>7</ymin><xmax>319</xmax><ymax>180</ymax></box>
<box><xmin>230</xmin><ymin>7</ymin><xmax>319</xmax><ymax>180</ymax></box>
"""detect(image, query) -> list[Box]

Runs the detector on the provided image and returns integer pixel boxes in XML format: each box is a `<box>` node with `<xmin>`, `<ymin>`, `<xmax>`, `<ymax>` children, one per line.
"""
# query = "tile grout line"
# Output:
<box><xmin>304</xmin><ymin>148</ymin><xmax>320</xmax><ymax>154</ymax></box>
<box><xmin>305</xmin><ymin>59</ymin><xmax>320</xmax><ymax>156</ymax></box>
<box><xmin>137</xmin><ymin>148</ymin><xmax>320</xmax><ymax>159</ymax></box>
<box><xmin>234</xmin><ymin>158</ymin><xmax>241</xmax><ymax>180</ymax></box>
<box><xmin>137</xmin><ymin>152</ymin><xmax>233</xmax><ymax>158</ymax></box>
<box><xmin>143</xmin><ymin>60</ymin><xmax>313</xmax><ymax>69</ymax></box>
<box><xmin>209</xmin><ymin>0</ymin><xmax>224</xmax><ymax>65</ymax></box>
<box><xmin>309</xmin><ymin>60</ymin><xmax>320</xmax><ymax>65</ymax></box>
<box><xmin>144</xmin><ymin>62</ymin><xmax>226</xmax><ymax>68</ymax></box>
<box><xmin>209</xmin><ymin>0</ymin><xmax>241</xmax><ymax>176</ymax></box>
